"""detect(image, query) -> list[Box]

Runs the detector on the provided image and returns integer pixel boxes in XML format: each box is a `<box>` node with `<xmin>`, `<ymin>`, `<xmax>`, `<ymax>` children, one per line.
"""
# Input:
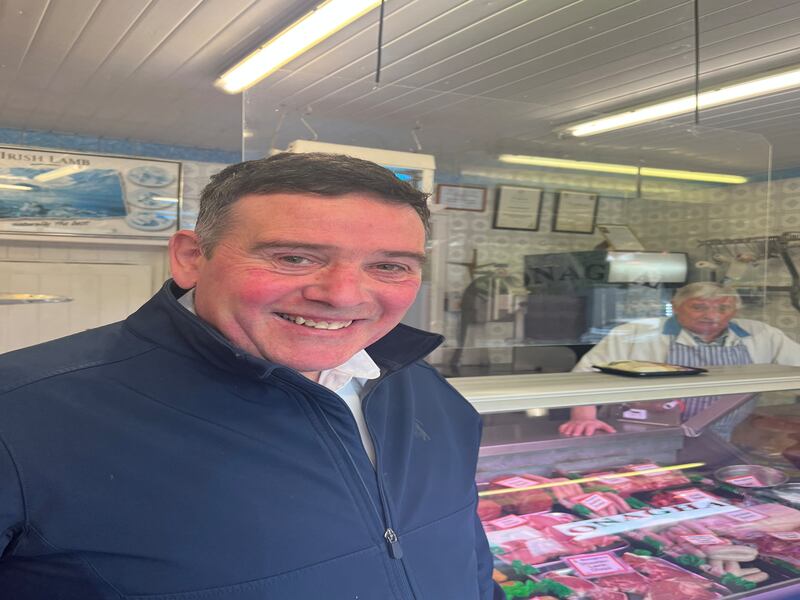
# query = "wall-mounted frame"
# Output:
<box><xmin>492</xmin><ymin>185</ymin><xmax>542</xmax><ymax>231</ymax></box>
<box><xmin>552</xmin><ymin>190</ymin><xmax>598</xmax><ymax>234</ymax></box>
<box><xmin>0</xmin><ymin>146</ymin><xmax>181</xmax><ymax>242</ymax></box>
<box><xmin>435</xmin><ymin>184</ymin><xmax>487</xmax><ymax>211</ymax></box>
<box><xmin>596</xmin><ymin>223</ymin><xmax>645</xmax><ymax>251</ymax></box>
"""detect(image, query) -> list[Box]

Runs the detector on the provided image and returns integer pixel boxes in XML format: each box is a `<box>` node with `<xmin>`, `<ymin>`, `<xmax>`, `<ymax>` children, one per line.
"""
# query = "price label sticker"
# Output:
<box><xmin>630</xmin><ymin>463</ymin><xmax>662</xmax><ymax>476</ymax></box>
<box><xmin>725</xmin><ymin>475</ymin><xmax>764</xmax><ymax>488</ymax></box>
<box><xmin>681</xmin><ymin>534</ymin><xmax>725</xmax><ymax>546</ymax></box>
<box><xmin>495</xmin><ymin>476</ymin><xmax>535</xmax><ymax>489</ymax></box>
<box><xmin>597</xmin><ymin>475</ymin><xmax>629</xmax><ymax>485</ymax></box>
<box><xmin>525</xmin><ymin>537</ymin><xmax>567</xmax><ymax>558</ymax></box>
<box><xmin>489</xmin><ymin>514</ymin><xmax>527</xmax><ymax>529</ymax></box>
<box><xmin>727</xmin><ymin>509</ymin><xmax>767</xmax><ymax>523</ymax></box>
<box><xmin>581</xmin><ymin>494</ymin><xmax>612</xmax><ymax>512</ymax></box>
<box><xmin>485</xmin><ymin>526</ymin><xmax>540</xmax><ymax>545</ymax></box>
<box><xmin>769</xmin><ymin>531</ymin><xmax>800</xmax><ymax>541</ymax></box>
<box><xmin>565</xmin><ymin>552</ymin><xmax>633</xmax><ymax>578</ymax></box>
<box><xmin>674</xmin><ymin>489</ymin><xmax>715</xmax><ymax>503</ymax></box>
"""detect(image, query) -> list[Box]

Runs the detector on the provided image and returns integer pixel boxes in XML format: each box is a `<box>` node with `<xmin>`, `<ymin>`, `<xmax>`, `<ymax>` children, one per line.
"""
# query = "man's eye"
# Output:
<box><xmin>279</xmin><ymin>256</ymin><xmax>312</xmax><ymax>265</ymax></box>
<box><xmin>376</xmin><ymin>263</ymin><xmax>408</xmax><ymax>272</ymax></box>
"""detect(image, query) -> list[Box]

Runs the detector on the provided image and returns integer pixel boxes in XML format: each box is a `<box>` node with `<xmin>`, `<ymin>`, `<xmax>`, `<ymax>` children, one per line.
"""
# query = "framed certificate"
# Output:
<box><xmin>596</xmin><ymin>223</ymin><xmax>645</xmax><ymax>251</ymax></box>
<box><xmin>552</xmin><ymin>190</ymin><xmax>598</xmax><ymax>234</ymax></box>
<box><xmin>492</xmin><ymin>185</ymin><xmax>542</xmax><ymax>231</ymax></box>
<box><xmin>435</xmin><ymin>184</ymin><xmax>486</xmax><ymax>211</ymax></box>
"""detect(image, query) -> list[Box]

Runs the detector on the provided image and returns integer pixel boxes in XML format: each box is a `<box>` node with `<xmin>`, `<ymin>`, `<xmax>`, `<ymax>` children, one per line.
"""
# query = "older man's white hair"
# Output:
<box><xmin>672</xmin><ymin>282</ymin><xmax>742</xmax><ymax>310</ymax></box>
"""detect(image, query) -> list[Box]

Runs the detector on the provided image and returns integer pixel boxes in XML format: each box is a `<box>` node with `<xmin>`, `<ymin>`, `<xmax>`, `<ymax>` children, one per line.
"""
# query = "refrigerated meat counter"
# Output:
<box><xmin>450</xmin><ymin>364</ymin><xmax>800</xmax><ymax>599</ymax></box>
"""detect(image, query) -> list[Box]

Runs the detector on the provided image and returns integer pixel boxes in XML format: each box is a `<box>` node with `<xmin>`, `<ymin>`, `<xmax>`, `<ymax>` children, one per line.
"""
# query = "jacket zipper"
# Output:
<box><xmin>282</xmin><ymin>373</ymin><xmax>418</xmax><ymax>599</ymax></box>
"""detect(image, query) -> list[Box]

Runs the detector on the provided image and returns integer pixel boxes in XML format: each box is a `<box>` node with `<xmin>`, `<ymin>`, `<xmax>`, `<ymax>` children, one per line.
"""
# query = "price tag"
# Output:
<box><xmin>681</xmin><ymin>534</ymin><xmax>725</xmax><ymax>546</ymax></box>
<box><xmin>581</xmin><ymin>494</ymin><xmax>612</xmax><ymax>512</ymax></box>
<box><xmin>485</xmin><ymin>526</ymin><xmax>540</xmax><ymax>545</ymax></box>
<box><xmin>564</xmin><ymin>552</ymin><xmax>634</xmax><ymax>578</ymax></box>
<box><xmin>630</xmin><ymin>463</ymin><xmax>662</xmax><ymax>476</ymax></box>
<box><xmin>725</xmin><ymin>475</ymin><xmax>764</xmax><ymax>488</ymax></box>
<box><xmin>495</xmin><ymin>476</ymin><xmax>535</xmax><ymax>489</ymax></box>
<box><xmin>769</xmin><ymin>531</ymin><xmax>800</xmax><ymax>541</ymax></box>
<box><xmin>727</xmin><ymin>509</ymin><xmax>767</xmax><ymax>523</ymax></box>
<box><xmin>674</xmin><ymin>489</ymin><xmax>715</xmax><ymax>503</ymax></box>
<box><xmin>489</xmin><ymin>515</ymin><xmax>527</xmax><ymax>529</ymax></box>
<box><xmin>525</xmin><ymin>537</ymin><xmax>567</xmax><ymax>559</ymax></box>
<box><xmin>597</xmin><ymin>475</ymin><xmax>629</xmax><ymax>485</ymax></box>
<box><xmin>622</xmin><ymin>408</ymin><xmax>648</xmax><ymax>420</ymax></box>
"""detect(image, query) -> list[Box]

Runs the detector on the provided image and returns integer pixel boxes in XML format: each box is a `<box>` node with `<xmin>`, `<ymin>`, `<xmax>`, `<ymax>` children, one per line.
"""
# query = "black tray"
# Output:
<box><xmin>593</xmin><ymin>361</ymin><xmax>707</xmax><ymax>377</ymax></box>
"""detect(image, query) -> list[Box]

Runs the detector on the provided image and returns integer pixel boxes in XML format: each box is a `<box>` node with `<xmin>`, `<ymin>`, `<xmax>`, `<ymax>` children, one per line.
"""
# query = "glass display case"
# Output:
<box><xmin>451</xmin><ymin>364</ymin><xmax>800</xmax><ymax>599</ymax></box>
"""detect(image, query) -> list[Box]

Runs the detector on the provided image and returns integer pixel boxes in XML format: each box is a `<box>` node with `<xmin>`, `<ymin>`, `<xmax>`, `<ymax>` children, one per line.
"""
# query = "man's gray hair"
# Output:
<box><xmin>194</xmin><ymin>152</ymin><xmax>430</xmax><ymax>256</ymax></box>
<box><xmin>672</xmin><ymin>282</ymin><xmax>742</xmax><ymax>309</ymax></box>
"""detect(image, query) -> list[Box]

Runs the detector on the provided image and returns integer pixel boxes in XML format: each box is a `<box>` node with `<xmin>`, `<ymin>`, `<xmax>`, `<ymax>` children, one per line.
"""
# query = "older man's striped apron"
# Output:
<box><xmin>667</xmin><ymin>341</ymin><xmax>754</xmax><ymax>438</ymax></box>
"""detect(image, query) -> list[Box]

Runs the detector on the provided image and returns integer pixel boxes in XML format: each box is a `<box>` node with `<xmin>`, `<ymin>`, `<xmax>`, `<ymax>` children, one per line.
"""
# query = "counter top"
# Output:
<box><xmin>448</xmin><ymin>363</ymin><xmax>800</xmax><ymax>413</ymax></box>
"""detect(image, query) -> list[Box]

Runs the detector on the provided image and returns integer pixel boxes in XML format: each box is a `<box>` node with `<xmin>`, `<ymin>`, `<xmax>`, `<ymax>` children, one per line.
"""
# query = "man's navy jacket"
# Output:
<box><xmin>0</xmin><ymin>281</ymin><xmax>500</xmax><ymax>599</ymax></box>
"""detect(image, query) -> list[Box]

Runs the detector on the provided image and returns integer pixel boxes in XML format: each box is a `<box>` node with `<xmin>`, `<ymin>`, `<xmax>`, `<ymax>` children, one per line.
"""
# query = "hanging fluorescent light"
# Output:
<box><xmin>216</xmin><ymin>0</ymin><xmax>382</xmax><ymax>94</ymax></box>
<box><xmin>565</xmin><ymin>65</ymin><xmax>800</xmax><ymax>137</ymax></box>
<box><xmin>0</xmin><ymin>183</ymin><xmax>33</xmax><ymax>191</ymax></box>
<box><xmin>497</xmin><ymin>154</ymin><xmax>747</xmax><ymax>184</ymax></box>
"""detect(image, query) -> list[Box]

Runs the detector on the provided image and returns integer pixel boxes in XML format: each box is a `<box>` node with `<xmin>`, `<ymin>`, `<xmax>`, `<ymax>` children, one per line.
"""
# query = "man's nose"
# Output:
<box><xmin>302</xmin><ymin>264</ymin><xmax>371</xmax><ymax>307</ymax></box>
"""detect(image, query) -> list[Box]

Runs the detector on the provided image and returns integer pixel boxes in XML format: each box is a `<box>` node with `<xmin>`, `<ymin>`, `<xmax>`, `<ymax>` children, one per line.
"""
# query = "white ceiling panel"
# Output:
<box><xmin>1</xmin><ymin>0</ymin><xmax>800</xmax><ymax>173</ymax></box>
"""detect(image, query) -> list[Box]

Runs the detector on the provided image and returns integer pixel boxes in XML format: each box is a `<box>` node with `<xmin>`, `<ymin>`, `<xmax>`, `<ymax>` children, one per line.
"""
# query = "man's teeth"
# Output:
<box><xmin>278</xmin><ymin>313</ymin><xmax>353</xmax><ymax>330</ymax></box>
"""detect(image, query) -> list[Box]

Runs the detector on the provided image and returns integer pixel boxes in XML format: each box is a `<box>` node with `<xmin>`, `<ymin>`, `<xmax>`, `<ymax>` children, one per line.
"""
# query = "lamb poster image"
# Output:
<box><xmin>0</xmin><ymin>147</ymin><xmax>181</xmax><ymax>241</ymax></box>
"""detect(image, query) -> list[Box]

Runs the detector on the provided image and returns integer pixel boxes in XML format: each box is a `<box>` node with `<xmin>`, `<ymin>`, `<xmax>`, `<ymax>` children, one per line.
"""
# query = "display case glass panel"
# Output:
<box><xmin>475</xmin><ymin>376</ymin><xmax>800</xmax><ymax>598</ymax></box>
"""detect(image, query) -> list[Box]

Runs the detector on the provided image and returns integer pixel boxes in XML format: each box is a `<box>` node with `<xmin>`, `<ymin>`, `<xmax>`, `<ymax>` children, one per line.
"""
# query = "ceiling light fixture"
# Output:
<box><xmin>216</xmin><ymin>0</ymin><xmax>382</xmax><ymax>94</ymax></box>
<box><xmin>0</xmin><ymin>183</ymin><xmax>34</xmax><ymax>191</ymax></box>
<box><xmin>565</xmin><ymin>65</ymin><xmax>800</xmax><ymax>137</ymax></box>
<box><xmin>497</xmin><ymin>154</ymin><xmax>747</xmax><ymax>184</ymax></box>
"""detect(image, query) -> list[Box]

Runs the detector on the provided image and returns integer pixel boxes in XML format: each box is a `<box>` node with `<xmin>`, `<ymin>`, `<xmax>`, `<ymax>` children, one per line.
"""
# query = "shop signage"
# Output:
<box><xmin>0</xmin><ymin>146</ymin><xmax>181</xmax><ymax>242</ymax></box>
<box><xmin>553</xmin><ymin>498</ymin><xmax>739</xmax><ymax>540</ymax></box>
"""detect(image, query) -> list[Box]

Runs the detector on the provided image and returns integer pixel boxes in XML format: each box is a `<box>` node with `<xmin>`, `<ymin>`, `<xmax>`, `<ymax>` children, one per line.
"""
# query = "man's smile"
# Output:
<box><xmin>277</xmin><ymin>312</ymin><xmax>354</xmax><ymax>330</ymax></box>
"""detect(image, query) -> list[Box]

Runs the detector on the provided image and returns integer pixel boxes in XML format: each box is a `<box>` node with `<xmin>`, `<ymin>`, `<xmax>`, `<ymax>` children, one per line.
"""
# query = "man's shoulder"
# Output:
<box><xmin>608</xmin><ymin>318</ymin><xmax>665</xmax><ymax>335</ymax></box>
<box><xmin>0</xmin><ymin>321</ymin><xmax>156</xmax><ymax>395</ymax></box>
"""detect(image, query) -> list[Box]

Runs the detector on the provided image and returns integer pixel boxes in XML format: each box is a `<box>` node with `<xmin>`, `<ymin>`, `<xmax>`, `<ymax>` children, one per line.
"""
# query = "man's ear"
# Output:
<box><xmin>169</xmin><ymin>230</ymin><xmax>204</xmax><ymax>289</ymax></box>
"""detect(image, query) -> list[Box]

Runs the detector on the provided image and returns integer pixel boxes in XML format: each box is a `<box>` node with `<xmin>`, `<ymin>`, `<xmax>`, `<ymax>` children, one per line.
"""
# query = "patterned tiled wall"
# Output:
<box><xmin>631</xmin><ymin>177</ymin><xmax>800</xmax><ymax>342</ymax></box>
<box><xmin>438</xmin><ymin>174</ymin><xmax>800</xmax><ymax>365</ymax></box>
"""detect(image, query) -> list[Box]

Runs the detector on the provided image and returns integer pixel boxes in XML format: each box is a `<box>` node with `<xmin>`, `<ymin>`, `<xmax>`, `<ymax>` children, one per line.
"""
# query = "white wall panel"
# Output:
<box><xmin>0</xmin><ymin>261</ymin><xmax>153</xmax><ymax>353</ymax></box>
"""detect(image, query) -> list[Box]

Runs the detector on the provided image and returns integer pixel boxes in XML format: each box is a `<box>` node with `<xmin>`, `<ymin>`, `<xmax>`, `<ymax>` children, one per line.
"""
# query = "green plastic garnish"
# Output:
<box><xmin>573</xmin><ymin>504</ymin><xmax>591</xmax><ymax>517</ymax></box>
<box><xmin>770</xmin><ymin>558</ymin><xmax>800</xmax><ymax>575</ymax></box>
<box><xmin>721</xmin><ymin>572</ymin><xmax>757</xmax><ymax>591</ymax></box>
<box><xmin>490</xmin><ymin>545</ymin><xmax>507</xmax><ymax>556</ymax></box>
<box><xmin>632</xmin><ymin>549</ymin><xmax>653</xmax><ymax>556</ymax></box>
<box><xmin>676</xmin><ymin>554</ymin><xmax>706</xmax><ymax>568</ymax></box>
<box><xmin>642</xmin><ymin>535</ymin><xmax>664</xmax><ymax>552</ymax></box>
<box><xmin>626</xmin><ymin>497</ymin><xmax>649</xmax><ymax>509</ymax></box>
<box><xmin>511</xmin><ymin>560</ymin><xmax>539</xmax><ymax>576</ymax></box>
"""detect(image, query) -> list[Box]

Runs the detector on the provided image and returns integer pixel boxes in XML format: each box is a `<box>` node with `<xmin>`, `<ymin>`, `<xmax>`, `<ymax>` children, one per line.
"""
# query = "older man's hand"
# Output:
<box><xmin>559</xmin><ymin>418</ymin><xmax>617</xmax><ymax>437</ymax></box>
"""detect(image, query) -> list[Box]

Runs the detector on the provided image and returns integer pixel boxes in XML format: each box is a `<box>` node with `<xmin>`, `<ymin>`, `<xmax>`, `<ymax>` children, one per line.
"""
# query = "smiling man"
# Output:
<box><xmin>0</xmin><ymin>153</ymin><xmax>501</xmax><ymax>599</ymax></box>
<box><xmin>561</xmin><ymin>282</ymin><xmax>800</xmax><ymax>437</ymax></box>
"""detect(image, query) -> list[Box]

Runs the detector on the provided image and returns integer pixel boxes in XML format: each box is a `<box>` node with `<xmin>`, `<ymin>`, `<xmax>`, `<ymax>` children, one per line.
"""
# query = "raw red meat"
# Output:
<box><xmin>594</xmin><ymin>572</ymin><xmax>650</xmax><ymax>595</ymax></box>
<box><xmin>645</xmin><ymin>579</ymin><xmax>723</xmax><ymax>600</ymax></box>
<box><xmin>477</xmin><ymin>499</ymin><xmax>502</xmax><ymax>521</ymax></box>
<box><xmin>488</xmin><ymin>474</ymin><xmax>553</xmax><ymax>515</ymax></box>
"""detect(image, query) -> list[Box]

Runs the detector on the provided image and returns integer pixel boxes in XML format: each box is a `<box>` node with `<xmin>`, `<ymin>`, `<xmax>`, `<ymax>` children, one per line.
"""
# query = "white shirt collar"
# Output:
<box><xmin>177</xmin><ymin>289</ymin><xmax>380</xmax><ymax>391</ymax></box>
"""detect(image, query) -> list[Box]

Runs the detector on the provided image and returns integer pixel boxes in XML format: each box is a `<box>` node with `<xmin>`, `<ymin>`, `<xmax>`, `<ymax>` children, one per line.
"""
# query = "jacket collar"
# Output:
<box><xmin>124</xmin><ymin>280</ymin><xmax>443</xmax><ymax>380</ymax></box>
<box><xmin>661</xmin><ymin>315</ymin><xmax>751</xmax><ymax>339</ymax></box>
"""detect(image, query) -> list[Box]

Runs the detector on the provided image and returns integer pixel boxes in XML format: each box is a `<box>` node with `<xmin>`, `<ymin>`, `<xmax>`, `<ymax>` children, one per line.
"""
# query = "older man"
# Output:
<box><xmin>561</xmin><ymin>282</ymin><xmax>800</xmax><ymax>437</ymax></box>
<box><xmin>0</xmin><ymin>153</ymin><xmax>501</xmax><ymax>599</ymax></box>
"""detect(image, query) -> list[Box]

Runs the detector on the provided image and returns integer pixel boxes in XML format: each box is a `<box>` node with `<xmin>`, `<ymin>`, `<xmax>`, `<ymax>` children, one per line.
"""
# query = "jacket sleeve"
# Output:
<box><xmin>0</xmin><ymin>434</ymin><xmax>25</xmax><ymax>557</ymax></box>
<box><xmin>474</xmin><ymin>502</ymin><xmax>504</xmax><ymax>599</ymax></box>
